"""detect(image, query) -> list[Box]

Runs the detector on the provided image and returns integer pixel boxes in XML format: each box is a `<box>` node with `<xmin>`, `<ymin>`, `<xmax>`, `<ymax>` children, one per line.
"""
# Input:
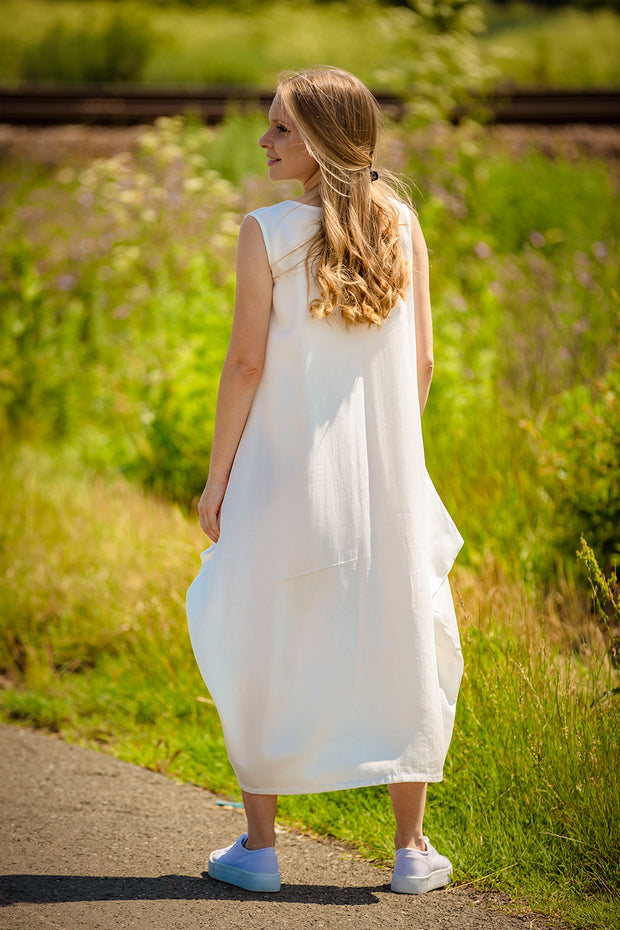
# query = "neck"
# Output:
<box><xmin>299</xmin><ymin>177</ymin><xmax>321</xmax><ymax>206</ymax></box>
<box><xmin>298</xmin><ymin>193</ymin><xmax>321</xmax><ymax>207</ymax></box>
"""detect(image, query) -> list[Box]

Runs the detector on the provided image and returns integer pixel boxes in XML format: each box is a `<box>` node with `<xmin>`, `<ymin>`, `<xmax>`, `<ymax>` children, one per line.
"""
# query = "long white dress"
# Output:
<box><xmin>186</xmin><ymin>199</ymin><xmax>463</xmax><ymax>795</ymax></box>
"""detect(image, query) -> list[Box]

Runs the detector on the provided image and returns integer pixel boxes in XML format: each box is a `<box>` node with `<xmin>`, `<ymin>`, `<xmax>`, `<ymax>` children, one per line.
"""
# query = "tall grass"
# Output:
<box><xmin>0</xmin><ymin>447</ymin><xmax>618</xmax><ymax>928</ymax></box>
<box><xmin>1</xmin><ymin>115</ymin><xmax>618</xmax><ymax>580</ymax></box>
<box><xmin>397</xmin><ymin>124</ymin><xmax>620</xmax><ymax>575</ymax></box>
<box><xmin>0</xmin><ymin>117</ymin><xmax>241</xmax><ymax>501</ymax></box>
<box><xmin>0</xmin><ymin>103</ymin><xmax>618</xmax><ymax>928</ymax></box>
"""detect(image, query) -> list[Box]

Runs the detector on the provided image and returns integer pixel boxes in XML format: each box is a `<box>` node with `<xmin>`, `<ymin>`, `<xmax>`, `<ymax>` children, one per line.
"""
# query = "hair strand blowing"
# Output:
<box><xmin>277</xmin><ymin>67</ymin><xmax>411</xmax><ymax>329</ymax></box>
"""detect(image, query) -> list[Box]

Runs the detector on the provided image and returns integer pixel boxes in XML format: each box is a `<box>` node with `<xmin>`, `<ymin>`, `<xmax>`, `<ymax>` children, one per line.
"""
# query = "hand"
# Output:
<box><xmin>197</xmin><ymin>474</ymin><xmax>229</xmax><ymax>542</ymax></box>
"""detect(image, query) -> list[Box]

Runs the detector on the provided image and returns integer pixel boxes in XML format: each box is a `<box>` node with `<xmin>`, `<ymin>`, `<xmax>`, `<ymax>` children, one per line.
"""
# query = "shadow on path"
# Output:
<box><xmin>0</xmin><ymin>873</ymin><xmax>385</xmax><ymax>906</ymax></box>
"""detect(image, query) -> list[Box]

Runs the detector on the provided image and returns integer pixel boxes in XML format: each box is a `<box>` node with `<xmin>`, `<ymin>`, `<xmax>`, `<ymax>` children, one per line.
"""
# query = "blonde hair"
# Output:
<box><xmin>276</xmin><ymin>67</ymin><xmax>410</xmax><ymax>329</ymax></box>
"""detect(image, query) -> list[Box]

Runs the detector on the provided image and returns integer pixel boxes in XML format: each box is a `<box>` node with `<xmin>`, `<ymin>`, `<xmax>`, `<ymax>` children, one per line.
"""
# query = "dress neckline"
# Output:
<box><xmin>284</xmin><ymin>200</ymin><xmax>322</xmax><ymax>210</ymax></box>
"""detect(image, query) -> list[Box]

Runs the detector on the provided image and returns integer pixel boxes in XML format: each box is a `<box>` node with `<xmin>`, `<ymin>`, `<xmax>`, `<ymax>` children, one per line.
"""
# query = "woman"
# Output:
<box><xmin>186</xmin><ymin>67</ymin><xmax>463</xmax><ymax>895</ymax></box>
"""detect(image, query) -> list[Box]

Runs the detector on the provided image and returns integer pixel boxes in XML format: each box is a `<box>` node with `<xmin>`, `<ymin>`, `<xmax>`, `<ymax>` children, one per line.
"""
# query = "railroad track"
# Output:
<box><xmin>0</xmin><ymin>84</ymin><xmax>618</xmax><ymax>126</ymax></box>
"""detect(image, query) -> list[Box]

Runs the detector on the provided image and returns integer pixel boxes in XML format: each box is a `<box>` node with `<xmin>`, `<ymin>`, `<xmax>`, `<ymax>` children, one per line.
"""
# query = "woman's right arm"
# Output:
<box><xmin>198</xmin><ymin>214</ymin><xmax>272</xmax><ymax>541</ymax></box>
<box><xmin>410</xmin><ymin>209</ymin><xmax>434</xmax><ymax>416</ymax></box>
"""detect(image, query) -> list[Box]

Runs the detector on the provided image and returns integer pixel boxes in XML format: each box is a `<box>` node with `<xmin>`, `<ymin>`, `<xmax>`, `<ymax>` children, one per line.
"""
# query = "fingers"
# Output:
<box><xmin>198</xmin><ymin>505</ymin><xmax>220</xmax><ymax>543</ymax></box>
<box><xmin>197</xmin><ymin>478</ymin><xmax>225</xmax><ymax>543</ymax></box>
<box><xmin>200</xmin><ymin>519</ymin><xmax>218</xmax><ymax>543</ymax></box>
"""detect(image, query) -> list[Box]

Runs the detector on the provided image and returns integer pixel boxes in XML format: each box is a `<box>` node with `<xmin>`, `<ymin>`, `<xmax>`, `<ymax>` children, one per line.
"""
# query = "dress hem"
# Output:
<box><xmin>237</xmin><ymin>770</ymin><xmax>444</xmax><ymax>796</ymax></box>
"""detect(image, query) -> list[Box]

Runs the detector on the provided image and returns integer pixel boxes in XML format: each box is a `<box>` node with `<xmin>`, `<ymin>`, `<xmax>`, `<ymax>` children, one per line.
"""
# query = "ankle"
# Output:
<box><xmin>244</xmin><ymin>833</ymin><xmax>276</xmax><ymax>850</ymax></box>
<box><xmin>394</xmin><ymin>832</ymin><xmax>426</xmax><ymax>852</ymax></box>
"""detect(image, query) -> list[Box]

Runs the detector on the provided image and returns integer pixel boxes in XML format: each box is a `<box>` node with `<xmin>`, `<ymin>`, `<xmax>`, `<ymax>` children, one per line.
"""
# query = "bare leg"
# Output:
<box><xmin>388</xmin><ymin>782</ymin><xmax>428</xmax><ymax>851</ymax></box>
<box><xmin>241</xmin><ymin>790</ymin><xmax>277</xmax><ymax>849</ymax></box>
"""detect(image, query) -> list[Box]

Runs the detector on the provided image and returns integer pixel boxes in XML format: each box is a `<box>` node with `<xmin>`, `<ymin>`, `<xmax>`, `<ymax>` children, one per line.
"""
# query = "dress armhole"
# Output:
<box><xmin>246</xmin><ymin>210</ymin><xmax>272</xmax><ymax>270</ymax></box>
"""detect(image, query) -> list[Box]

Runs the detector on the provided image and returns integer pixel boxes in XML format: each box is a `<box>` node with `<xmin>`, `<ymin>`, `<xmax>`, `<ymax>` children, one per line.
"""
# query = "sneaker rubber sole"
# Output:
<box><xmin>207</xmin><ymin>857</ymin><xmax>281</xmax><ymax>892</ymax></box>
<box><xmin>391</xmin><ymin>866</ymin><xmax>452</xmax><ymax>894</ymax></box>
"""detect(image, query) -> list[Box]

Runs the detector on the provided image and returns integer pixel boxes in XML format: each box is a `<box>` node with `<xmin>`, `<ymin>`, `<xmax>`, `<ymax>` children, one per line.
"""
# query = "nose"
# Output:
<box><xmin>259</xmin><ymin>127</ymin><xmax>274</xmax><ymax>149</ymax></box>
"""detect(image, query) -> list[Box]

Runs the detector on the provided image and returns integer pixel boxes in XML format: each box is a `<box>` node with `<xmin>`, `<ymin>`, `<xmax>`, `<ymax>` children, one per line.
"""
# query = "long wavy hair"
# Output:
<box><xmin>276</xmin><ymin>67</ymin><xmax>410</xmax><ymax>329</ymax></box>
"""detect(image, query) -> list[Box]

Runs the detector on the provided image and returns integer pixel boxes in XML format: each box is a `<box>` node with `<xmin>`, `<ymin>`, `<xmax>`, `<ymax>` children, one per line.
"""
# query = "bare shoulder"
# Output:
<box><xmin>238</xmin><ymin>212</ymin><xmax>265</xmax><ymax>244</ymax></box>
<box><xmin>405</xmin><ymin>206</ymin><xmax>428</xmax><ymax>253</ymax></box>
<box><xmin>236</xmin><ymin>214</ymin><xmax>270</xmax><ymax>269</ymax></box>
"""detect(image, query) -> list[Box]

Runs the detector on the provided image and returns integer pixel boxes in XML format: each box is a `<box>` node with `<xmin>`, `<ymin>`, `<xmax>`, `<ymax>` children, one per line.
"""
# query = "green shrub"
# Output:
<box><xmin>534</xmin><ymin>360</ymin><xmax>620</xmax><ymax>573</ymax></box>
<box><xmin>0</xmin><ymin>117</ymin><xmax>239</xmax><ymax>502</ymax></box>
<box><xmin>1</xmin><ymin>115</ymin><xmax>618</xmax><ymax>582</ymax></box>
<box><xmin>402</xmin><ymin>132</ymin><xmax>619</xmax><ymax>577</ymax></box>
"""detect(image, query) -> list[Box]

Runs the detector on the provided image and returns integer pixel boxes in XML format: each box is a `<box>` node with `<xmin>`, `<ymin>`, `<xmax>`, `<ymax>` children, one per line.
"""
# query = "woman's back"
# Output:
<box><xmin>186</xmin><ymin>197</ymin><xmax>463</xmax><ymax>795</ymax></box>
<box><xmin>189</xmin><ymin>67</ymin><xmax>463</xmax><ymax>894</ymax></box>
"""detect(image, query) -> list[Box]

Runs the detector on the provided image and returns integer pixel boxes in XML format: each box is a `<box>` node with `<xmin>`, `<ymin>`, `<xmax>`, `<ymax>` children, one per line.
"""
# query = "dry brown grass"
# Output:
<box><xmin>453</xmin><ymin>558</ymin><xmax>612</xmax><ymax>658</ymax></box>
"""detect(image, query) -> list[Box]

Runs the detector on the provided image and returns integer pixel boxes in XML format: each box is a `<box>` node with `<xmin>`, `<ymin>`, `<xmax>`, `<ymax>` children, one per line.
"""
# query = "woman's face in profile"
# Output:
<box><xmin>259</xmin><ymin>95</ymin><xmax>318</xmax><ymax>187</ymax></box>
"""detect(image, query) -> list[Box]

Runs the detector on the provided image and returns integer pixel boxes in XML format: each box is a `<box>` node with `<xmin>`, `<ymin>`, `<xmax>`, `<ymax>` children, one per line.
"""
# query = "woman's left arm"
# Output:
<box><xmin>410</xmin><ymin>209</ymin><xmax>434</xmax><ymax>417</ymax></box>
<box><xmin>198</xmin><ymin>215</ymin><xmax>272</xmax><ymax>541</ymax></box>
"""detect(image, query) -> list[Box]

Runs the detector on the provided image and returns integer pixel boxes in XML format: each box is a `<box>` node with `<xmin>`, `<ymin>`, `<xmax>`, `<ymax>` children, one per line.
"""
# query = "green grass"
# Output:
<box><xmin>482</xmin><ymin>3</ymin><xmax>620</xmax><ymax>88</ymax></box>
<box><xmin>0</xmin><ymin>446</ymin><xmax>618</xmax><ymax>928</ymax></box>
<box><xmin>2</xmin><ymin>115</ymin><xmax>618</xmax><ymax>580</ymax></box>
<box><xmin>1</xmin><ymin>0</ymin><xmax>619</xmax><ymax>90</ymax></box>
<box><xmin>399</xmin><ymin>123</ymin><xmax>620</xmax><ymax>576</ymax></box>
<box><xmin>0</xmin><ymin>101</ymin><xmax>620</xmax><ymax>930</ymax></box>
<box><xmin>0</xmin><ymin>117</ymin><xmax>241</xmax><ymax>502</ymax></box>
<box><xmin>0</xmin><ymin>104</ymin><xmax>619</xmax><ymax>928</ymax></box>
<box><xmin>0</xmin><ymin>0</ymin><xmax>469</xmax><ymax>89</ymax></box>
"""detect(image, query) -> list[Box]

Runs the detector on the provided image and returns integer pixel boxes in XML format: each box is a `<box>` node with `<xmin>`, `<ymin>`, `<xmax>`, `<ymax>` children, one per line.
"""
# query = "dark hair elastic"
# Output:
<box><xmin>370</xmin><ymin>170</ymin><xmax>379</xmax><ymax>182</ymax></box>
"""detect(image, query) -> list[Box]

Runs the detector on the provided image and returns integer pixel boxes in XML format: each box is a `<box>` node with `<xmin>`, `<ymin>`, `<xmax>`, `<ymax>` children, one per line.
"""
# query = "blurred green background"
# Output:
<box><xmin>0</xmin><ymin>2</ymin><xmax>619</xmax><ymax>927</ymax></box>
<box><xmin>1</xmin><ymin>0</ymin><xmax>620</xmax><ymax>90</ymax></box>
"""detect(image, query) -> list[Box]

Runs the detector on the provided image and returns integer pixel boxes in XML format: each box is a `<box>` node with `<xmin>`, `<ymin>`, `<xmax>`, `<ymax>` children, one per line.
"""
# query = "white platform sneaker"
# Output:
<box><xmin>391</xmin><ymin>837</ymin><xmax>453</xmax><ymax>894</ymax></box>
<box><xmin>208</xmin><ymin>833</ymin><xmax>281</xmax><ymax>892</ymax></box>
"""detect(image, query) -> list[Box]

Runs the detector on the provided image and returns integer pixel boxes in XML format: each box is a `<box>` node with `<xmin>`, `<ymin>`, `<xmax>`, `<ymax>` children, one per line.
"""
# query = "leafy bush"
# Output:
<box><xmin>533</xmin><ymin>360</ymin><xmax>620</xmax><ymax>573</ymax></box>
<box><xmin>371</xmin><ymin>0</ymin><xmax>493</xmax><ymax>123</ymax></box>
<box><xmin>397</xmin><ymin>130</ymin><xmax>619</xmax><ymax>575</ymax></box>
<box><xmin>1</xmin><ymin>116</ymin><xmax>618</xmax><ymax>581</ymax></box>
<box><xmin>0</xmin><ymin>117</ymin><xmax>240</xmax><ymax>502</ymax></box>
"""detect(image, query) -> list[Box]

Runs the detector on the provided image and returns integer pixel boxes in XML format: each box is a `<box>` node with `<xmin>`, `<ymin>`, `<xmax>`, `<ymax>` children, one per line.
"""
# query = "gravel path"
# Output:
<box><xmin>0</xmin><ymin>724</ymin><xmax>561</xmax><ymax>929</ymax></box>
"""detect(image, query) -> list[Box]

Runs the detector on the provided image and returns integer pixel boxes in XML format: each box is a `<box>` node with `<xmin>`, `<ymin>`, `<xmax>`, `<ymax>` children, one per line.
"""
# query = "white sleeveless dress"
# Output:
<box><xmin>186</xmin><ymin>199</ymin><xmax>463</xmax><ymax>795</ymax></box>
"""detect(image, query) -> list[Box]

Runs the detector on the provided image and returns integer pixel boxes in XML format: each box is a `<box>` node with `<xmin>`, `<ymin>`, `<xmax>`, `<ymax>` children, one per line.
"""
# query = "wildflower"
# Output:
<box><xmin>55</xmin><ymin>274</ymin><xmax>77</xmax><ymax>291</ymax></box>
<box><xmin>119</xmin><ymin>189</ymin><xmax>141</xmax><ymax>205</ymax></box>
<box><xmin>55</xmin><ymin>168</ymin><xmax>75</xmax><ymax>185</ymax></box>
<box><xmin>473</xmin><ymin>241</ymin><xmax>492</xmax><ymax>259</ymax></box>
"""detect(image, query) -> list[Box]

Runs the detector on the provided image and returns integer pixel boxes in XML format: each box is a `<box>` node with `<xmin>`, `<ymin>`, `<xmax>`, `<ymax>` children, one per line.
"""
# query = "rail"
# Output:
<box><xmin>0</xmin><ymin>84</ymin><xmax>618</xmax><ymax>126</ymax></box>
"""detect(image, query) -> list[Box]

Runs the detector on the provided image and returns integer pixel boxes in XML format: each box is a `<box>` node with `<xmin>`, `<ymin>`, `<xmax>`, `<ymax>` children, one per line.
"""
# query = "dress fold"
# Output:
<box><xmin>187</xmin><ymin>200</ymin><xmax>463</xmax><ymax>795</ymax></box>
